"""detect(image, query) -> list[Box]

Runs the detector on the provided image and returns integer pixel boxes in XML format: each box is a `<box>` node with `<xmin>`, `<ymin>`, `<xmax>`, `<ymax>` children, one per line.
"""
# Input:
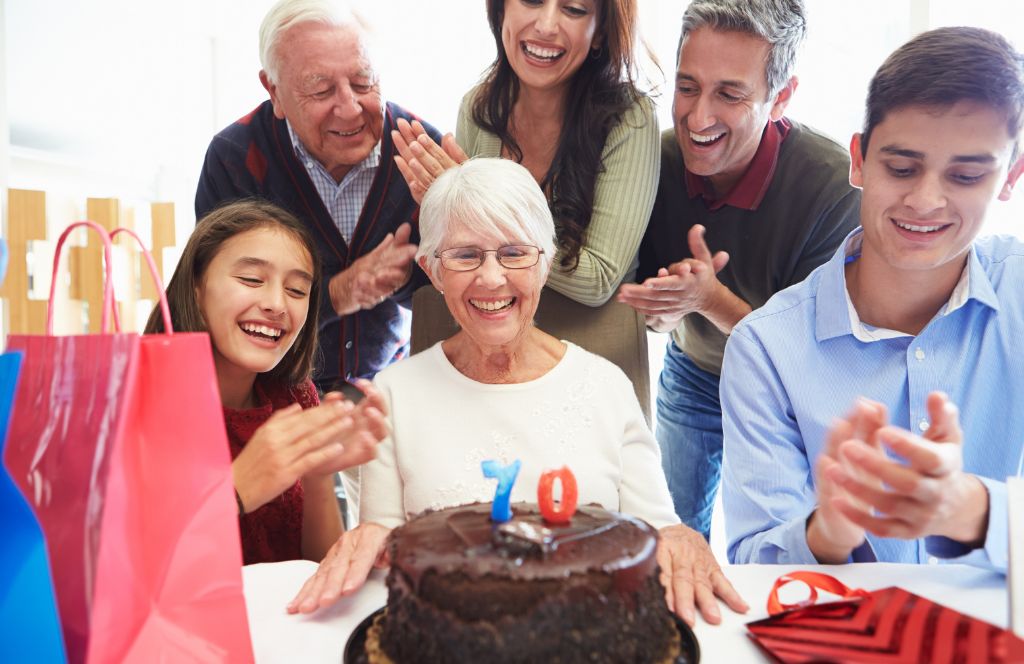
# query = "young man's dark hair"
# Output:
<box><xmin>862</xmin><ymin>26</ymin><xmax>1024</xmax><ymax>157</ymax></box>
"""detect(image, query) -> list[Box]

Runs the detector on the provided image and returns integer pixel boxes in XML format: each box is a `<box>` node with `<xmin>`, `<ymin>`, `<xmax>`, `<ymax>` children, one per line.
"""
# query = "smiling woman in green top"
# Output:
<box><xmin>394</xmin><ymin>0</ymin><xmax>660</xmax><ymax>408</ymax></box>
<box><xmin>398</xmin><ymin>0</ymin><xmax>659</xmax><ymax>303</ymax></box>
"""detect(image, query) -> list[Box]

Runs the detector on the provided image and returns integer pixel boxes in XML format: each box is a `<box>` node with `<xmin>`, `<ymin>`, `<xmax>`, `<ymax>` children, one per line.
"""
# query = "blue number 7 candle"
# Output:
<box><xmin>481</xmin><ymin>459</ymin><xmax>521</xmax><ymax>523</ymax></box>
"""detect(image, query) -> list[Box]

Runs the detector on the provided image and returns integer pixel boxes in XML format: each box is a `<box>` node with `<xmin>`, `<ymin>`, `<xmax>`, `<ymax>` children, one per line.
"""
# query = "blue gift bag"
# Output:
<box><xmin>0</xmin><ymin>351</ymin><xmax>66</xmax><ymax>662</ymax></box>
<box><xmin>0</xmin><ymin>238</ymin><xmax>8</xmax><ymax>284</ymax></box>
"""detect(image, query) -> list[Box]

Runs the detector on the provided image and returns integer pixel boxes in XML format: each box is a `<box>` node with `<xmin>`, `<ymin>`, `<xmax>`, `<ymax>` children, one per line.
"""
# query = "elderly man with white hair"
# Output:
<box><xmin>197</xmin><ymin>0</ymin><xmax>441</xmax><ymax>392</ymax></box>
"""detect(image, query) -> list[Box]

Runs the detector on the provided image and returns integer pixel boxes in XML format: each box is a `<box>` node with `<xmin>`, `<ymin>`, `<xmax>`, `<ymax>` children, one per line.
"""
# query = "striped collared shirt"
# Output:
<box><xmin>287</xmin><ymin>121</ymin><xmax>380</xmax><ymax>244</ymax></box>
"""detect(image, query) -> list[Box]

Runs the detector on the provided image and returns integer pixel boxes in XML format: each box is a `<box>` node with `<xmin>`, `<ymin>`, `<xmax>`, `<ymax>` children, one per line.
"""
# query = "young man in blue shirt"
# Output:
<box><xmin>721</xmin><ymin>26</ymin><xmax>1024</xmax><ymax>570</ymax></box>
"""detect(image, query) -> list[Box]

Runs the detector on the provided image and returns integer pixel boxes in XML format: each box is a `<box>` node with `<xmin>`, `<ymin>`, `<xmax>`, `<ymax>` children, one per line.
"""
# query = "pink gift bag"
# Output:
<box><xmin>4</xmin><ymin>221</ymin><xmax>253</xmax><ymax>663</ymax></box>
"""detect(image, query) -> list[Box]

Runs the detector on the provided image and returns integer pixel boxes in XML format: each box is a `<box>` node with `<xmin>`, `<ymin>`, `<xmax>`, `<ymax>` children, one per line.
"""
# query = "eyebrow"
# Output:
<box><xmin>300</xmin><ymin>74</ymin><xmax>330</xmax><ymax>86</ymax></box>
<box><xmin>879</xmin><ymin>145</ymin><xmax>998</xmax><ymax>164</ymax></box>
<box><xmin>233</xmin><ymin>256</ymin><xmax>314</xmax><ymax>282</ymax></box>
<box><xmin>676</xmin><ymin>72</ymin><xmax>751</xmax><ymax>91</ymax></box>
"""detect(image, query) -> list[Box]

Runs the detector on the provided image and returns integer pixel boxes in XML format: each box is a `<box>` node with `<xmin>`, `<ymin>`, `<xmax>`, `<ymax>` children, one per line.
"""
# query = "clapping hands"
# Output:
<box><xmin>808</xmin><ymin>392</ymin><xmax>989</xmax><ymax>564</ymax></box>
<box><xmin>328</xmin><ymin>223</ymin><xmax>418</xmax><ymax>315</ymax></box>
<box><xmin>617</xmin><ymin>225</ymin><xmax>733</xmax><ymax>333</ymax></box>
<box><xmin>392</xmin><ymin>118</ymin><xmax>467</xmax><ymax>204</ymax></box>
<box><xmin>232</xmin><ymin>380</ymin><xmax>388</xmax><ymax>514</ymax></box>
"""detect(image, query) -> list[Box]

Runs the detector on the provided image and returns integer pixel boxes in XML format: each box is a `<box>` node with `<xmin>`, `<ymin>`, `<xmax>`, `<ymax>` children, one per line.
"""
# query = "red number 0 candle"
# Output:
<box><xmin>537</xmin><ymin>466</ymin><xmax>578</xmax><ymax>524</ymax></box>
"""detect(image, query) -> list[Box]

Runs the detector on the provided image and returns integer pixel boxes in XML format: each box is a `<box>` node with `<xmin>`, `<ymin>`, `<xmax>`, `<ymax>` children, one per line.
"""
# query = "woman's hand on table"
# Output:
<box><xmin>287</xmin><ymin>522</ymin><xmax>392</xmax><ymax>614</ymax></box>
<box><xmin>233</xmin><ymin>396</ymin><xmax>383</xmax><ymax>514</ymax></box>
<box><xmin>656</xmin><ymin>523</ymin><xmax>749</xmax><ymax>627</ymax></box>
<box><xmin>392</xmin><ymin>118</ymin><xmax>467</xmax><ymax>204</ymax></box>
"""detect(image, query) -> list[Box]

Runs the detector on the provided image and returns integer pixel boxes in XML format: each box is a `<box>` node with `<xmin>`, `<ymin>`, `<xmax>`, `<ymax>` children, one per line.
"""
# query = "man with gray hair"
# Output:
<box><xmin>618</xmin><ymin>0</ymin><xmax>860</xmax><ymax>539</ymax></box>
<box><xmin>196</xmin><ymin>0</ymin><xmax>441</xmax><ymax>391</ymax></box>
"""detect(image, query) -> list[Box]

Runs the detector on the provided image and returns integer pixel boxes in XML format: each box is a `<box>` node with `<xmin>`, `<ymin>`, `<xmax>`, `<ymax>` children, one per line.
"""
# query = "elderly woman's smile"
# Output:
<box><xmin>470</xmin><ymin>296</ymin><xmax>516</xmax><ymax>312</ymax></box>
<box><xmin>439</xmin><ymin>234</ymin><xmax>546</xmax><ymax>352</ymax></box>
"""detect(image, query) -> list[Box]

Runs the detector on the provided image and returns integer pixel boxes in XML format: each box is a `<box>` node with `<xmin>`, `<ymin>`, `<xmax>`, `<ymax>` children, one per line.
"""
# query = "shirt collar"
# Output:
<box><xmin>286</xmin><ymin>120</ymin><xmax>381</xmax><ymax>183</ymax></box>
<box><xmin>684</xmin><ymin>117</ymin><xmax>791</xmax><ymax>211</ymax></box>
<box><xmin>816</xmin><ymin>229</ymin><xmax>1000</xmax><ymax>342</ymax></box>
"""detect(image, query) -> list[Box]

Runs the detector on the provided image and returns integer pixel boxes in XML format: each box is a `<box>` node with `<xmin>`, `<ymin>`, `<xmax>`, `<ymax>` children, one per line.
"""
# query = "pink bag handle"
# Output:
<box><xmin>109</xmin><ymin>227</ymin><xmax>173</xmax><ymax>334</ymax></box>
<box><xmin>47</xmin><ymin>220</ymin><xmax>120</xmax><ymax>335</ymax></box>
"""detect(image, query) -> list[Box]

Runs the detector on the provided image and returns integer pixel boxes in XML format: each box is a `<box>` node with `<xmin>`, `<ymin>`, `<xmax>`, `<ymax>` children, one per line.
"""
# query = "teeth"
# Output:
<box><xmin>241</xmin><ymin>323</ymin><xmax>283</xmax><ymax>338</ymax></box>
<box><xmin>895</xmin><ymin>220</ymin><xmax>944</xmax><ymax>233</ymax></box>
<box><xmin>335</xmin><ymin>126</ymin><xmax>362</xmax><ymax>137</ymax></box>
<box><xmin>470</xmin><ymin>298</ymin><xmax>514</xmax><ymax>311</ymax></box>
<box><xmin>523</xmin><ymin>43</ymin><xmax>564</xmax><ymax>60</ymax></box>
<box><xmin>690</xmin><ymin>131</ymin><xmax>724</xmax><ymax>144</ymax></box>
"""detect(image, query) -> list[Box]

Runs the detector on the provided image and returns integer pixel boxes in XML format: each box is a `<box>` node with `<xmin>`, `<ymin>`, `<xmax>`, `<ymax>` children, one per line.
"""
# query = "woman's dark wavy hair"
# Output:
<box><xmin>475</xmin><ymin>0</ymin><xmax>644</xmax><ymax>269</ymax></box>
<box><xmin>144</xmin><ymin>199</ymin><xmax>322</xmax><ymax>387</ymax></box>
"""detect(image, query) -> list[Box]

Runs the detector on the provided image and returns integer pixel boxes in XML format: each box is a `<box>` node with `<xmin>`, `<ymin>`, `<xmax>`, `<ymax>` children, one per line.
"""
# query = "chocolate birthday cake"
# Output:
<box><xmin>366</xmin><ymin>502</ymin><xmax>680</xmax><ymax>663</ymax></box>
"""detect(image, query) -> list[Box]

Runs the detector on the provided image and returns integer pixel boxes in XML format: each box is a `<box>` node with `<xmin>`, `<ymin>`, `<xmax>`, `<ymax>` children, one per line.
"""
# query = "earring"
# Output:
<box><xmin>589</xmin><ymin>45</ymin><xmax>603</xmax><ymax>60</ymax></box>
<box><xmin>439</xmin><ymin>289</ymin><xmax>445</xmax><ymax>295</ymax></box>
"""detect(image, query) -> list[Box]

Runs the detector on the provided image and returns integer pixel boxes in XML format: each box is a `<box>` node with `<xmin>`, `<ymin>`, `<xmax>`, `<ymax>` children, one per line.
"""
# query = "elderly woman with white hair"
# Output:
<box><xmin>288</xmin><ymin>158</ymin><xmax>747</xmax><ymax>626</ymax></box>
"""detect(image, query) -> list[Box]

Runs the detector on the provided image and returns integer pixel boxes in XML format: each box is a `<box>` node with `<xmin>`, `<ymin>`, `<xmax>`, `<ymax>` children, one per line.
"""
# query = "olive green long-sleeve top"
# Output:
<box><xmin>456</xmin><ymin>90</ymin><xmax>661</xmax><ymax>307</ymax></box>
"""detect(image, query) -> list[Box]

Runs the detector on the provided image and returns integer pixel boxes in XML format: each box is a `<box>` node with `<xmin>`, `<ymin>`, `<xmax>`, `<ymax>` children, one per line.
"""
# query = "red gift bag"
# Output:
<box><xmin>3</xmin><ymin>222</ymin><xmax>253</xmax><ymax>663</ymax></box>
<box><xmin>748</xmin><ymin>571</ymin><xmax>1024</xmax><ymax>663</ymax></box>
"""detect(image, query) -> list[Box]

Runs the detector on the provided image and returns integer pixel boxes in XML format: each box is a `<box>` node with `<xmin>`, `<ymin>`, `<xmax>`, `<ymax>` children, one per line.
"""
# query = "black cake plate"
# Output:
<box><xmin>344</xmin><ymin>607</ymin><xmax>700</xmax><ymax>663</ymax></box>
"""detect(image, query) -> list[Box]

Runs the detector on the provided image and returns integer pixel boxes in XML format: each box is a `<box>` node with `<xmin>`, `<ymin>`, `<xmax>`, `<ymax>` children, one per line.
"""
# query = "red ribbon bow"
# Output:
<box><xmin>766</xmin><ymin>571</ymin><xmax>873</xmax><ymax>615</ymax></box>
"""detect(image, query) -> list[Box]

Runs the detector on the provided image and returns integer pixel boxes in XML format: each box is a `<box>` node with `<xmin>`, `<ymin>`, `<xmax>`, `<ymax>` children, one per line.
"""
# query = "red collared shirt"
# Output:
<box><xmin>684</xmin><ymin>118</ymin><xmax>792</xmax><ymax>211</ymax></box>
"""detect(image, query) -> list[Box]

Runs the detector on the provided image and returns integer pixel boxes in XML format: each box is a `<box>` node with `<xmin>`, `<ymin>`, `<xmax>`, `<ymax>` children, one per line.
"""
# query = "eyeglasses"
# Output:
<box><xmin>434</xmin><ymin>244</ymin><xmax>544</xmax><ymax>272</ymax></box>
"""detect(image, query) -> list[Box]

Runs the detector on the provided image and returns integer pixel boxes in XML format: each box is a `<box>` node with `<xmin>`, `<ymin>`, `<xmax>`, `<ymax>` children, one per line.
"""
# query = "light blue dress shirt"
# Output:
<box><xmin>287</xmin><ymin>121</ymin><xmax>380</xmax><ymax>244</ymax></box>
<box><xmin>721</xmin><ymin>229</ymin><xmax>1024</xmax><ymax>571</ymax></box>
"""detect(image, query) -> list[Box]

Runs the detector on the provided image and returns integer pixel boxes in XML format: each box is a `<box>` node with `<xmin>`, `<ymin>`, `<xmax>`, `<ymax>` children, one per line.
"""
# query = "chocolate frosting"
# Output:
<box><xmin>388</xmin><ymin>502</ymin><xmax>658</xmax><ymax>592</ymax></box>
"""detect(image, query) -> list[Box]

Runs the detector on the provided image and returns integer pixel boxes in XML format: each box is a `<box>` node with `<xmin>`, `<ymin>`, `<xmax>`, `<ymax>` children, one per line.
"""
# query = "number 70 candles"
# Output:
<box><xmin>481</xmin><ymin>460</ymin><xmax>578</xmax><ymax>524</ymax></box>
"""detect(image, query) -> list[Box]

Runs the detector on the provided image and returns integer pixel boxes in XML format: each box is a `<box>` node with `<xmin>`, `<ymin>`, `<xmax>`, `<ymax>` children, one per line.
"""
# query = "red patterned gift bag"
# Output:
<box><xmin>748</xmin><ymin>571</ymin><xmax>1024</xmax><ymax>663</ymax></box>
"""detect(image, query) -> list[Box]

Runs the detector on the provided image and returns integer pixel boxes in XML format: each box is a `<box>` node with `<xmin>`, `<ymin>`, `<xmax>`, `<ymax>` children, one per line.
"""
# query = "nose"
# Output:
<box><xmin>474</xmin><ymin>252</ymin><xmax>508</xmax><ymax>289</ymax></box>
<box><xmin>687</xmin><ymin>93</ymin><xmax>717</xmax><ymax>133</ymax></box>
<box><xmin>904</xmin><ymin>173</ymin><xmax>947</xmax><ymax>214</ymax></box>
<box><xmin>260</xmin><ymin>285</ymin><xmax>287</xmax><ymax>316</ymax></box>
<box><xmin>534</xmin><ymin>1</ymin><xmax>559</xmax><ymax>36</ymax></box>
<box><xmin>333</xmin><ymin>85</ymin><xmax>362</xmax><ymax>119</ymax></box>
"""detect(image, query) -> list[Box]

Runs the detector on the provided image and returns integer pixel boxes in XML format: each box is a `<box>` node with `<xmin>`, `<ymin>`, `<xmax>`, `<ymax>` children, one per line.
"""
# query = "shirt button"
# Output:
<box><xmin>928</xmin><ymin>556</ymin><xmax>939</xmax><ymax>565</ymax></box>
<box><xmin>914</xmin><ymin>348</ymin><xmax>925</xmax><ymax>361</ymax></box>
<box><xmin>345</xmin><ymin>341</ymin><xmax>353</xmax><ymax>350</ymax></box>
<box><xmin>918</xmin><ymin>419</ymin><xmax>929</xmax><ymax>432</ymax></box>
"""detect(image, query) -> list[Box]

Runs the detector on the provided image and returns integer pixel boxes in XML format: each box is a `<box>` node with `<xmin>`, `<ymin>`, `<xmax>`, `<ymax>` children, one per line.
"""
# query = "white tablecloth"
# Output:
<box><xmin>242</xmin><ymin>561</ymin><xmax>1008</xmax><ymax>663</ymax></box>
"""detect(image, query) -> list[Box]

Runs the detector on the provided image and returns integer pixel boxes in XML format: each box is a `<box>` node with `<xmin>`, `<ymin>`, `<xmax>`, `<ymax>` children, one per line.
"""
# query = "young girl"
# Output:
<box><xmin>145</xmin><ymin>199</ymin><xmax>387</xmax><ymax>564</ymax></box>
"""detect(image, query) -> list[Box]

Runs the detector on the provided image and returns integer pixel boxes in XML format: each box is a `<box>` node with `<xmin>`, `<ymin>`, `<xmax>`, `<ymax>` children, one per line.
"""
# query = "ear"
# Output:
<box><xmin>849</xmin><ymin>133</ymin><xmax>865</xmax><ymax>189</ymax></box>
<box><xmin>418</xmin><ymin>255</ymin><xmax>445</xmax><ymax>293</ymax></box>
<box><xmin>998</xmin><ymin>154</ymin><xmax>1024</xmax><ymax>202</ymax></box>
<box><xmin>768</xmin><ymin>76</ymin><xmax>798</xmax><ymax>122</ymax></box>
<box><xmin>259</xmin><ymin>70</ymin><xmax>287</xmax><ymax>120</ymax></box>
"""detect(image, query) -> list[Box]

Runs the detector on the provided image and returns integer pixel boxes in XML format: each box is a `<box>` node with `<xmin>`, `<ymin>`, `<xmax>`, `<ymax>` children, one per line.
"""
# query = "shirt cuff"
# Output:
<box><xmin>789</xmin><ymin>512</ymin><xmax>876</xmax><ymax>564</ymax></box>
<box><xmin>850</xmin><ymin>540</ymin><xmax>878</xmax><ymax>563</ymax></box>
<box><xmin>925</xmin><ymin>476</ymin><xmax>1007</xmax><ymax>573</ymax></box>
<box><xmin>765</xmin><ymin>513</ymin><xmax>840</xmax><ymax>565</ymax></box>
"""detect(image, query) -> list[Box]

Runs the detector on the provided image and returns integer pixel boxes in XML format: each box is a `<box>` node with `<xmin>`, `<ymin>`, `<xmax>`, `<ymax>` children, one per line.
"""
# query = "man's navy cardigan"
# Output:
<box><xmin>196</xmin><ymin>100</ymin><xmax>441</xmax><ymax>390</ymax></box>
